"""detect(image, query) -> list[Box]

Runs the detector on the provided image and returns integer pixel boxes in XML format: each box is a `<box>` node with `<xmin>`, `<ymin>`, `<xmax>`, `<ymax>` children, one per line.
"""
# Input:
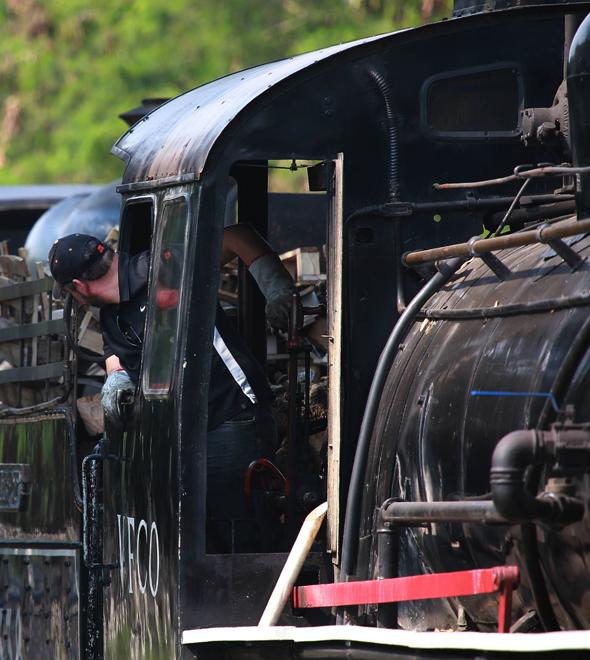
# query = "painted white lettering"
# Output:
<box><xmin>136</xmin><ymin>519</ymin><xmax>148</xmax><ymax>594</ymax></box>
<box><xmin>116</xmin><ymin>513</ymin><xmax>160</xmax><ymax>599</ymax></box>
<box><xmin>117</xmin><ymin>513</ymin><xmax>125</xmax><ymax>588</ymax></box>
<box><xmin>127</xmin><ymin>516</ymin><xmax>135</xmax><ymax>594</ymax></box>
<box><xmin>149</xmin><ymin>521</ymin><xmax>160</xmax><ymax>597</ymax></box>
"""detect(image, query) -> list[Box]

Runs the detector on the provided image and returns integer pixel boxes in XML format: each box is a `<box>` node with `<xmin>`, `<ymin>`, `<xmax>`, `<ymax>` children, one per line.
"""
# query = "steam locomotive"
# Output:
<box><xmin>3</xmin><ymin>1</ymin><xmax>590</xmax><ymax>658</ymax></box>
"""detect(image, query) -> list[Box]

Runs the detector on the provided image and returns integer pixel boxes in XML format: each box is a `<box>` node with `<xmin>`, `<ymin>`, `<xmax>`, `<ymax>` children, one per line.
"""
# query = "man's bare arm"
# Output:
<box><xmin>220</xmin><ymin>224</ymin><xmax>273</xmax><ymax>267</ymax></box>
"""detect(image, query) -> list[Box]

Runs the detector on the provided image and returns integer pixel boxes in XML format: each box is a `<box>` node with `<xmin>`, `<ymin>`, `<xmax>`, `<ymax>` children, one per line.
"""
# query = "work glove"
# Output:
<box><xmin>248</xmin><ymin>253</ymin><xmax>296</xmax><ymax>330</ymax></box>
<box><xmin>101</xmin><ymin>369</ymin><xmax>136</xmax><ymax>426</ymax></box>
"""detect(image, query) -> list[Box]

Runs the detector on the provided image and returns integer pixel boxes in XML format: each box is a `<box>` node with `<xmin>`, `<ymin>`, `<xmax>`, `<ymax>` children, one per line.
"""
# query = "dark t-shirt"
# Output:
<box><xmin>101</xmin><ymin>252</ymin><xmax>148</xmax><ymax>381</ymax></box>
<box><xmin>101</xmin><ymin>251</ymin><xmax>272</xmax><ymax>430</ymax></box>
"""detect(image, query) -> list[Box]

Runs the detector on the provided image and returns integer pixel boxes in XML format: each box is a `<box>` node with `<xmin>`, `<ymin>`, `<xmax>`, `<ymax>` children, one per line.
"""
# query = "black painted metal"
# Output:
<box><xmin>340</xmin><ymin>258</ymin><xmax>465</xmax><ymax>585</ymax></box>
<box><xmin>0</xmin><ymin>540</ymin><xmax>81</xmax><ymax>549</ymax></box>
<box><xmin>82</xmin><ymin>445</ymin><xmax>104</xmax><ymax>659</ymax></box>
<box><xmin>112</xmin><ymin>19</ymin><xmax>580</xmax><ymax>618</ymax></box>
<box><xmin>568</xmin><ymin>12</ymin><xmax>590</xmax><ymax>217</ymax></box>
<box><xmin>233</xmin><ymin>161</ymin><xmax>268</xmax><ymax>365</ymax></box>
<box><xmin>359</xmin><ymin>233</ymin><xmax>590</xmax><ymax>631</ymax></box>
<box><xmin>376</xmin><ymin>508</ymin><xmax>398</xmax><ymax>629</ymax></box>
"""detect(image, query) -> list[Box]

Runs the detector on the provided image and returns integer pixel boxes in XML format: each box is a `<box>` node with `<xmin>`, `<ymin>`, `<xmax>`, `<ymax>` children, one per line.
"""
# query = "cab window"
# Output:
<box><xmin>143</xmin><ymin>196</ymin><xmax>189</xmax><ymax>396</ymax></box>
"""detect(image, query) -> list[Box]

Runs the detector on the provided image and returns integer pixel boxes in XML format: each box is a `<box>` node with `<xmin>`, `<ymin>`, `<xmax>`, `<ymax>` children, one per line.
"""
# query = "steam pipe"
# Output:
<box><xmin>491</xmin><ymin>431</ymin><xmax>554</xmax><ymax>522</ymax></box>
<box><xmin>381</xmin><ymin>500</ymin><xmax>506</xmax><ymax>525</ymax></box>
<box><xmin>490</xmin><ymin>430</ymin><xmax>585</xmax><ymax>525</ymax></box>
<box><xmin>345</xmin><ymin>194</ymin><xmax>574</xmax><ymax>222</ymax></box>
<box><xmin>339</xmin><ymin>257</ymin><xmax>465</xmax><ymax>585</ymax></box>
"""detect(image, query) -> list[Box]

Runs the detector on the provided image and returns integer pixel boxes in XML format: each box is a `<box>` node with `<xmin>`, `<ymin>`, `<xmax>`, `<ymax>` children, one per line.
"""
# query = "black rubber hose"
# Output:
<box><xmin>339</xmin><ymin>257</ymin><xmax>465</xmax><ymax>582</ymax></box>
<box><xmin>368</xmin><ymin>71</ymin><xmax>406</xmax><ymax>313</ymax></box>
<box><xmin>368</xmin><ymin>69</ymin><xmax>400</xmax><ymax>203</ymax></box>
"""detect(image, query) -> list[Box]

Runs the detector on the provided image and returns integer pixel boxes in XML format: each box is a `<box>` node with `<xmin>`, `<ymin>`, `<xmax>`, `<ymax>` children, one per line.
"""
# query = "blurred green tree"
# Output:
<box><xmin>0</xmin><ymin>0</ymin><xmax>451</xmax><ymax>184</ymax></box>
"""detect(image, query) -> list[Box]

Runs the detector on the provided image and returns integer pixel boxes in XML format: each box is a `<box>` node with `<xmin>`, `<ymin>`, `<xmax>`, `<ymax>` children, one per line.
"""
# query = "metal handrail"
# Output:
<box><xmin>402</xmin><ymin>216</ymin><xmax>590</xmax><ymax>267</ymax></box>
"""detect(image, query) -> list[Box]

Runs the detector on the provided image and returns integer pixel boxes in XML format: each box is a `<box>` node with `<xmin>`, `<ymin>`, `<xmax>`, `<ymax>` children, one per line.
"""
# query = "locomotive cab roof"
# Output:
<box><xmin>111</xmin><ymin>31</ymin><xmax>398</xmax><ymax>188</ymax></box>
<box><xmin>112</xmin><ymin>1</ymin><xmax>590</xmax><ymax>192</ymax></box>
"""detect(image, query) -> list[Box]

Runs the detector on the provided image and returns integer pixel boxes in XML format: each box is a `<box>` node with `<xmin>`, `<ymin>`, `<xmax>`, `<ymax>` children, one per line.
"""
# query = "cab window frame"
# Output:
<box><xmin>118</xmin><ymin>194</ymin><xmax>156</xmax><ymax>256</ymax></box>
<box><xmin>142</xmin><ymin>192</ymin><xmax>191</xmax><ymax>399</ymax></box>
<box><xmin>420</xmin><ymin>62</ymin><xmax>523</xmax><ymax>140</ymax></box>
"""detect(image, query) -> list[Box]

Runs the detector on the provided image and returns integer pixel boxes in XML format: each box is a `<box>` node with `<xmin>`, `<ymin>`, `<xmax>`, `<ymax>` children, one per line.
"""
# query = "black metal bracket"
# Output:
<box><xmin>81</xmin><ymin>436</ymin><xmax>120</xmax><ymax>583</ymax></box>
<box><xmin>467</xmin><ymin>236</ymin><xmax>512</xmax><ymax>280</ymax></box>
<box><xmin>536</xmin><ymin>223</ymin><xmax>586</xmax><ymax>271</ymax></box>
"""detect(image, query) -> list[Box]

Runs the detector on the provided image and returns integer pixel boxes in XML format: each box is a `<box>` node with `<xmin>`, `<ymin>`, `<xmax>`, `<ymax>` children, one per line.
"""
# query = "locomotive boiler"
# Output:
<box><xmin>345</xmin><ymin>7</ymin><xmax>590</xmax><ymax>636</ymax></box>
<box><xmin>357</xmin><ymin>221</ymin><xmax>590</xmax><ymax>632</ymax></box>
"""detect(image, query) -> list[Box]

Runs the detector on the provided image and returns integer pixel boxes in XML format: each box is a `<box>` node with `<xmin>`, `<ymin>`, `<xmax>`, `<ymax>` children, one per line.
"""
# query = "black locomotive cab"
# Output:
<box><xmin>5</xmin><ymin>1</ymin><xmax>590</xmax><ymax>658</ymax></box>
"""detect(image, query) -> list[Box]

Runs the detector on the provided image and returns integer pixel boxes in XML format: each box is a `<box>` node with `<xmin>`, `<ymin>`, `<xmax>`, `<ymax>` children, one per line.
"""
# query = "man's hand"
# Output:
<box><xmin>248</xmin><ymin>253</ymin><xmax>296</xmax><ymax>330</ymax></box>
<box><xmin>101</xmin><ymin>370</ymin><xmax>136</xmax><ymax>424</ymax></box>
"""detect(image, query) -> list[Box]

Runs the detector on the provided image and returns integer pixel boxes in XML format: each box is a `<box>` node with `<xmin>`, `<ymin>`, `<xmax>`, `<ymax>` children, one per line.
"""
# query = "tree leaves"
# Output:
<box><xmin>0</xmin><ymin>0</ymin><xmax>451</xmax><ymax>184</ymax></box>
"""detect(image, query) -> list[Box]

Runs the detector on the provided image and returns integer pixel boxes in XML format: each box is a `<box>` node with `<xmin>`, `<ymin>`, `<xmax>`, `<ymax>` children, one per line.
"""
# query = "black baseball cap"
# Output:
<box><xmin>48</xmin><ymin>233</ymin><xmax>109</xmax><ymax>297</ymax></box>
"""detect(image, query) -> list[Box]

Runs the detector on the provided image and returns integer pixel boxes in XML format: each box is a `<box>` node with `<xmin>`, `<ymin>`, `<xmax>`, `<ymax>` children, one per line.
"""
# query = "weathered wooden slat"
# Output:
<box><xmin>0</xmin><ymin>277</ymin><xmax>53</xmax><ymax>302</ymax></box>
<box><xmin>0</xmin><ymin>362</ymin><xmax>64</xmax><ymax>384</ymax></box>
<box><xmin>0</xmin><ymin>319</ymin><xmax>65</xmax><ymax>343</ymax></box>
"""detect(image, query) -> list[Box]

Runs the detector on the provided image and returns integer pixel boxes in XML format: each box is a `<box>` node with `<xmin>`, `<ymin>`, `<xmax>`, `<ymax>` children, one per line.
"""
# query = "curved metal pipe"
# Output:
<box><xmin>490</xmin><ymin>431</ymin><xmax>553</xmax><ymax>522</ymax></box>
<box><xmin>490</xmin><ymin>429</ymin><xmax>585</xmax><ymax>525</ymax></box>
<box><xmin>339</xmin><ymin>257</ymin><xmax>465</xmax><ymax>584</ymax></box>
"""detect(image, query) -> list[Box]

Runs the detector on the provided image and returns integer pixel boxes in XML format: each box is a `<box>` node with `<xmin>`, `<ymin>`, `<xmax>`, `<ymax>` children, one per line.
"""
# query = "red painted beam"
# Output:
<box><xmin>293</xmin><ymin>566</ymin><xmax>519</xmax><ymax>609</ymax></box>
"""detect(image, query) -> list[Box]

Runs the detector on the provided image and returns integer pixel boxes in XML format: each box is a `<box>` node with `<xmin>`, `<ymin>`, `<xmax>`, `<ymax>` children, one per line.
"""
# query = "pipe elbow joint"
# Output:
<box><xmin>490</xmin><ymin>430</ymin><xmax>548</xmax><ymax>523</ymax></box>
<box><xmin>491</xmin><ymin>430</ymin><xmax>540</xmax><ymax>475</ymax></box>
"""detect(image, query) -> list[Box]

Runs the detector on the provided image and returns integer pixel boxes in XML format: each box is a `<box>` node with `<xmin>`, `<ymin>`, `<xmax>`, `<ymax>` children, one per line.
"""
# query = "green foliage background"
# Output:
<box><xmin>0</xmin><ymin>0</ymin><xmax>451</xmax><ymax>184</ymax></box>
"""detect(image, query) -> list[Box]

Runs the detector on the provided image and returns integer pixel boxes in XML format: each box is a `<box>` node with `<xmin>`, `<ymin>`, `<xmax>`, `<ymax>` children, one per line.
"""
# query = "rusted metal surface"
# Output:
<box><xmin>433</xmin><ymin>164</ymin><xmax>590</xmax><ymax>190</ymax></box>
<box><xmin>403</xmin><ymin>215</ymin><xmax>590</xmax><ymax>266</ymax></box>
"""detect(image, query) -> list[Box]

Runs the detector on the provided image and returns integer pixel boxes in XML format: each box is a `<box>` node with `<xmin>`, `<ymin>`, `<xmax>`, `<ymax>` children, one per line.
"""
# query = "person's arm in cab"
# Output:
<box><xmin>219</xmin><ymin>224</ymin><xmax>295</xmax><ymax>329</ymax></box>
<box><xmin>220</xmin><ymin>224</ymin><xmax>273</xmax><ymax>267</ymax></box>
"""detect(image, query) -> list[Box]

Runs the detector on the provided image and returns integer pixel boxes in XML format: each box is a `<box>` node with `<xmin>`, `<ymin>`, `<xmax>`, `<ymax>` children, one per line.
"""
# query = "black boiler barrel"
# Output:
<box><xmin>359</xmin><ymin>231</ymin><xmax>590</xmax><ymax>631</ymax></box>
